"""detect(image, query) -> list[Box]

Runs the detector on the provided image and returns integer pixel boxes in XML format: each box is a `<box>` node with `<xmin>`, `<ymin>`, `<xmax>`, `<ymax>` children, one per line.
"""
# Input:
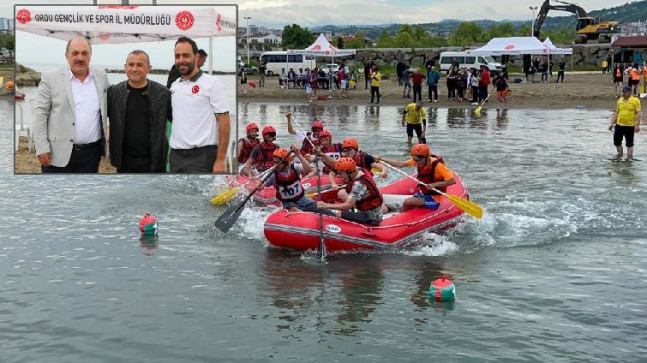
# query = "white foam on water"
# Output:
<box><xmin>404</xmin><ymin>231</ymin><xmax>460</xmax><ymax>257</ymax></box>
<box><xmin>237</xmin><ymin>205</ymin><xmax>280</xmax><ymax>242</ymax></box>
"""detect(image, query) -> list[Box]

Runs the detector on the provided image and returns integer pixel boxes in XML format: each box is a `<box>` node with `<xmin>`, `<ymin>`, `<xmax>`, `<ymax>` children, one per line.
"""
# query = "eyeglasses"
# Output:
<box><xmin>265</xmin><ymin>132</ymin><xmax>276</xmax><ymax>137</ymax></box>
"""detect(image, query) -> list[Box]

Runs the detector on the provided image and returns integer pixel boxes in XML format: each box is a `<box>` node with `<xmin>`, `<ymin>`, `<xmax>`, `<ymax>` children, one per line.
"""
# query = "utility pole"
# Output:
<box><xmin>529</xmin><ymin>6</ymin><xmax>538</xmax><ymax>37</ymax></box>
<box><xmin>244</xmin><ymin>16</ymin><xmax>251</xmax><ymax>65</ymax></box>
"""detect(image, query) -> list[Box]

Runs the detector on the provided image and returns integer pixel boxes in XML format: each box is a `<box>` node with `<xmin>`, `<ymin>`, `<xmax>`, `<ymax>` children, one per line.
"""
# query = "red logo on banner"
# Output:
<box><xmin>16</xmin><ymin>9</ymin><xmax>31</xmax><ymax>24</ymax></box>
<box><xmin>99</xmin><ymin>32</ymin><xmax>111</xmax><ymax>41</ymax></box>
<box><xmin>216</xmin><ymin>13</ymin><xmax>222</xmax><ymax>32</ymax></box>
<box><xmin>176</xmin><ymin>11</ymin><xmax>195</xmax><ymax>31</ymax></box>
<box><xmin>192</xmin><ymin>85</ymin><xmax>200</xmax><ymax>94</ymax></box>
<box><xmin>313</xmin><ymin>45</ymin><xmax>321</xmax><ymax>50</ymax></box>
<box><xmin>504</xmin><ymin>44</ymin><xmax>515</xmax><ymax>50</ymax></box>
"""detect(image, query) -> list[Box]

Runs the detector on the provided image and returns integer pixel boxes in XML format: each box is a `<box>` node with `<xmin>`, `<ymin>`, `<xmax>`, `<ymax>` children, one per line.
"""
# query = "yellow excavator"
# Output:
<box><xmin>533</xmin><ymin>0</ymin><xmax>619</xmax><ymax>43</ymax></box>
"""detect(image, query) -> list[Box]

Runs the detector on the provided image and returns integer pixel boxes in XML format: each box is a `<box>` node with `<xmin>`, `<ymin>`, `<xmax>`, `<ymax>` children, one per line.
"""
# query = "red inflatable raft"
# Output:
<box><xmin>264</xmin><ymin>173</ymin><xmax>469</xmax><ymax>252</ymax></box>
<box><xmin>226</xmin><ymin>173</ymin><xmax>344</xmax><ymax>206</ymax></box>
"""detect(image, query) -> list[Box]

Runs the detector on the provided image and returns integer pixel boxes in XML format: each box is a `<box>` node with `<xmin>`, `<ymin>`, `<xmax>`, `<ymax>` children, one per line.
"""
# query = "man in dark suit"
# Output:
<box><xmin>107</xmin><ymin>50</ymin><xmax>172</xmax><ymax>173</ymax></box>
<box><xmin>32</xmin><ymin>37</ymin><xmax>109</xmax><ymax>173</ymax></box>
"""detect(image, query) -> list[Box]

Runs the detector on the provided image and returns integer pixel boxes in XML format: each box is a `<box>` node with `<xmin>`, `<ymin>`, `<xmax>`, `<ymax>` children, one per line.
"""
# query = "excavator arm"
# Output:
<box><xmin>532</xmin><ymin>0</ymin><xmax>589</xmax><ymax>38</ymax></box>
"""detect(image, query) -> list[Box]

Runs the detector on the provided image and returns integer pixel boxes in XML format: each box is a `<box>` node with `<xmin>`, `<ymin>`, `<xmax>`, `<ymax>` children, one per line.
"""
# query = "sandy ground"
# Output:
<box><xmin>239</xmin><ymin>72</ymin><xmax>630</xmax><ymax>109</ymax></box>
<box><xmin>10</xmin><ymin>71</ymin><xmax>640</xmax><ymax>174</ymax></box>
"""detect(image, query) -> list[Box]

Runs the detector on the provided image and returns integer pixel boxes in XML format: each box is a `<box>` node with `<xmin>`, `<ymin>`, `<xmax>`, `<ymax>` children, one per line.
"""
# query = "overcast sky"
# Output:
<box><xmin>3</xmin><ymin>0</ymin><xmax>636</xmax><ymax>69</ymax></box>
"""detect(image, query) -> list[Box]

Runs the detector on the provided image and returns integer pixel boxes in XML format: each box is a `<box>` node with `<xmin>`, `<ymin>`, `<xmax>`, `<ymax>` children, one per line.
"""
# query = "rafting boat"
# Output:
<box><xmin>225</xmin><ymin>173</ymin><xmax>344</xmax><ymax>206</ymax></box>
<box><xmin>264</xmin><ymin>172</ymin><xmax>468</xmax><ymax>252</ymax></box>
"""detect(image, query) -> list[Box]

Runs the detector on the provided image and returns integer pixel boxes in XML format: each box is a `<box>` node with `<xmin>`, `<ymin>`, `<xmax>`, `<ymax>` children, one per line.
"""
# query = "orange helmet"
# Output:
<box><xmin>273</xmin><ymin>148</ymin><xmax>292</xmax><ymax>162</ymax></box>
<box><xmin>318</xmin><ymin>130</ymin><xmax>332</xmax><ymax>139</ymax></box>
<box><xmin>334</xmin><ymin>157</ymin><xmax>357</xmax><ymax>173</ymax></box>
<box><xmin>342</xmin><ymin>138</ymin><xmax>359</xmax><ymax>150</ymax></box>
<box><xmin>246</xmin><ymin>123</ymin><xmax>259</xmax><ymax>133</ymax></box>
<box><xmin>311</xmin><ymin>120</ymin><xmax>324</xmax><ymax>130</ymax></box>
<box><xmin>411</xmin><ymin>144</ymin><xmax>430</xmax><ymax>157</ymax></box>
<box><xmin>262</xmin><ymin>125</ymin><xmax>276</xmax><ymax>137</ymax></box>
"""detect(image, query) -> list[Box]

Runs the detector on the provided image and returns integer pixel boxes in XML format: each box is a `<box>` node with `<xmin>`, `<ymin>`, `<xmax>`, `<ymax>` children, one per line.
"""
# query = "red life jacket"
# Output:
<box><xmin>353</xmin><ymin>151</ymin><xmax>374</xmax><ymax>177</ymax></box>
<box><xmin>300</xmin><ymin>132</ymin><xmax>319</xmax><ymax>155</ymax></box>
<box><xmin>344</xmin><ymin>173</ymin><xmax>383</xmax><ymax>211</ymax></box>
<box><xmin>274</xmin><ymin>164</ymin><xmax>305</xmax><ymax>202</ymax></box>
<box><xmin>254</xmin><ymin>142</ymin><xmax>279</xmax><ymax>172</ymax></box>
<box><xmin>321</xmin><ymin>143</ymin><xmax>342</xmax><ymax>173</ymax></box>
<box><xmin>238</xmin><ymin>137</ymin><xmax>259</xmax><ymax>164</ymax></box>
<box><xmin>417</xmin><ymin>155</ymin><xmax>447</xmax><ymax>195</ymax></box>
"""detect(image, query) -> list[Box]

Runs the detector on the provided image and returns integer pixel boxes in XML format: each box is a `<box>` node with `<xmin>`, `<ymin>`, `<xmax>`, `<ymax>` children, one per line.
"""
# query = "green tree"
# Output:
<box><xmin>487</xmin><ymin>23</ymin><xmax>515</xmax><ymax>39</ymax></box>
<box><xmin>345</xmin><ymin>30</ymin><xmax>366</xmax><ymax>49</ymax></box>
<box><xmin>376</xmin><ymin>29</ymin><xmax>393</xmax><ymax>47</ymax></box>
<box><xmin>452</xmin><ymin>21</ymin><xmax>483</xmax><ymax>46</ymax></box>
<box><xmin>282</xmin><ymin>24</ymin><xmax>314</xmax><ymax>49</ymax></box>
<box><xmin>0</xmin><ymin>34</ymin><xmax>14</xmax><ymax>51</ymax></box>
<box><xmin>516</xmin><ymin>24</ymin><xmax>532</xmax><ymax>37</ymax></box>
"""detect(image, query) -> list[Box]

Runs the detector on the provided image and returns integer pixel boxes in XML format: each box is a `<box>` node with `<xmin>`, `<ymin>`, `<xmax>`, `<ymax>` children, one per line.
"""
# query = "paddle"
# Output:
<box><xmin>291</xmin><ymin>116</ymin><xmax>326</xmax><ymax>260</ymax></box>
<box><xmin>214</xmin><ymin>155</ymin><xmax>289</xmax><ymax>233</ymax></box>
<box><xmin>474</xmin><ymin>88</ymin><xmax>495</xmax><ymax>115</ymax></box>
<box><xmin>380</xmin><ymin>161</ymin><xmax>483</xmax><ymax>219</ymax></box>
<box><xmin>210</xmin><ymin>167</ymin><xmax>272</xmax><ymax>206</ymax></box>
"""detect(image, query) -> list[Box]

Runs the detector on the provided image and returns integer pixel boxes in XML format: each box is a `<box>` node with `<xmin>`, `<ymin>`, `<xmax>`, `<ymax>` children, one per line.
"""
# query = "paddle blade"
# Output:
<box><xmin>214</xmin><ymin>200</ymin><xmax>247</xmax><ymax>233</ymax></box>
<box><xmin>446</xmin><ymin>194</ymin><xmax>483</xmax><ymax>219</ymax></box>
<box><xmin>211</xmin><ymin>187</ymin><xmax>239</xmax><ymax>206</ymax></box>
<box><xmin>474</xmin><ymin>104</ymin><xmax>483</xmax><ymax>114</ymax></box>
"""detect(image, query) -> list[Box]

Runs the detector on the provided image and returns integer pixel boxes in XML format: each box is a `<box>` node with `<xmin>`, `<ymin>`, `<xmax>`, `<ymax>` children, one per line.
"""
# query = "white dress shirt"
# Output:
<box><xmin>69</xmin><ymin>69</ymin><xmax>102</xmax><ymax>144</ymax></box>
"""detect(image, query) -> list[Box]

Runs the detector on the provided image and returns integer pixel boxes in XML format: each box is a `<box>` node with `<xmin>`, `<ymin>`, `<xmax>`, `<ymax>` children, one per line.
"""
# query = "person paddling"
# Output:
<box><xmin>377</xmin><ymin>144</ymin><xmax>455</xmax><ymax>211</ymax></box>
<box><xmin>258</xmin><ymin>147</ymin><xmax>335</xmax><ymax>215</ymax></box>
<box><xmin>240</xmin><ymin>125</ymin><xmax>279</xmax><ymax>176</ymax></box>
<box><xmin>317</xmin><ymin>158</ymin><xmax>384</xmax><ymax>226</ymax></box>
<box><xmin>286</xmin><ymin>112</ymin><xmax>323</xmax><ymax>156</ymax></box>
<box><xmin>237</xmin><ymin>123</ymin><xmax>260</xmax><ymax>169</ymax></box>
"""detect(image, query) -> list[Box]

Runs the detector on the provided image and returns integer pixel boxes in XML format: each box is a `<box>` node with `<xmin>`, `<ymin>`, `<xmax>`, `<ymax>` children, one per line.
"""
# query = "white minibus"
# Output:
<box><xmin>259</xmin><ymin>51</ymin><xmax>316</xmax><ymax>76</ymax></box>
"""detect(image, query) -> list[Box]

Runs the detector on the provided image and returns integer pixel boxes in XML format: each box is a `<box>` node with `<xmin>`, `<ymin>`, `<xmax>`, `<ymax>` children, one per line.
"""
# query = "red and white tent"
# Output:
<box><xmin>542</xmin><ymin>38</ymin><xmax>573</xmax><ymax>55</ymax></box>
<box><xmin>15</xmin><ymin>5</ymin><xmax>236</xmax><ymax>44</ymax></box>
<box><xmin>291</xmin><ymin>33</ymin><xmax>356</xmax><ymax>57</ymax></box>
<box><xmin>468</xmin><ymin>37</ymin><xmax>549</xmax><ymax>56</ymax></box>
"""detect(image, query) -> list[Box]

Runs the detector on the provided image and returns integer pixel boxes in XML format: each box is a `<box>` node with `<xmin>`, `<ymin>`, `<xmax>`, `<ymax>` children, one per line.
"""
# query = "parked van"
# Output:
<box><xmin>259</xmin><ymin>51</ymin><xmax>315</xmax><ymax>76</ymax></box>
<box><xmin>438</xmin><ymin>51</ymin><xmax>502</xmax><ymax>73</ymax></box>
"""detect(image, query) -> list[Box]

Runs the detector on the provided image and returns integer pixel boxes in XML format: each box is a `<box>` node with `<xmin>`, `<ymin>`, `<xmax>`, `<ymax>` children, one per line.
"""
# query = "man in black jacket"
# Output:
<box><xmin>108</xmin><ymin>50</ymin><xmax>172</xmax><ymax>173</ymax></box>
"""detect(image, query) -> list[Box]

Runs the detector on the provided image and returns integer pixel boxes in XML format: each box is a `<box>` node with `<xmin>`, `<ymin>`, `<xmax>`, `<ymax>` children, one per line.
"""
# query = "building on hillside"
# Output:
<box><xmin>0</xmin><ymin>18</ymin><xmax>14</xmax><ymax>33</ymax></box>
<box><xmin>246</xmin><ymin>33</ymin><xmax>282</xmax><ymax>51</ymax></box>
<box><xmin>619</xmin><ymin>22</ymin><xmax>647</xmax><ymax>37</ymax></box>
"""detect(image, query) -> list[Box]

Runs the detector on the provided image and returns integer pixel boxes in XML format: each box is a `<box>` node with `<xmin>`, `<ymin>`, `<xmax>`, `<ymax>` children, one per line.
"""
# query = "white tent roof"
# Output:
<box><xmin>15</xmin><ymin>5</ymin><xmax>236</xmax><ymax>44</ymax></box>
<box><xmin>289</xmin><ymin>33</ymin><xmax>355</xmax><ymax>57</ymax></box>
<box><xmin>542</xmin><ymin>37</ymin><xmax>573</xmax><ymax>55</ymax></box>
<box><xmin>468</xmin><ymin>37</ymin><xmax>549</xmax><ymax>55</ymax></box>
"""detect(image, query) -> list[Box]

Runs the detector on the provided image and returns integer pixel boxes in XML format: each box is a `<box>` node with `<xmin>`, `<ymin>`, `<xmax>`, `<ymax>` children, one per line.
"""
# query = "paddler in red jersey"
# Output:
<box><xmin>237</xmin><ymin>123</ymin><xmax>260</xmax><ymax>169</ymax></box>
<box><xmin>317</xmin><ymin>157</ymin><xmax>384</xmax><ymax>226</ymax></box>
<box><xmin>378</xmin><ymin>144</ymin><xmax>455</xmax><ymax>211</ymax></box>
<box><xmin>240</xmin><ymin>125</ymin><xmax>279</xmax><ymax>176</ymax></box>
<box><xmin>286</xmin><ymin>111</ymin><xmax>323</xmax><ymax>156</ymax></box>
<box><xmin>316</xmin><ymin>137</ymin><xmax>387</xmax><ymax>202</ymax></box>
<box><xmin>258</xmin><ymin>147</ymin><xmax>335</xmax><ymax>215</ymax></box>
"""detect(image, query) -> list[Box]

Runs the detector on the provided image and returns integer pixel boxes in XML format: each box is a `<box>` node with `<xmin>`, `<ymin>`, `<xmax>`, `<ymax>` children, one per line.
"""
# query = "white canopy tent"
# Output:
<box><xmin>15</xmin><ymin>5</ymin><xmax>236</xmax><ymax>73</ymax></box>
<box><xmin>468</xmin><ymin>37</ymin><xmax>549</xmax><ymax>55</ymax></box>
<box><xmin>542</xmin><ymin>38</ymin><xmax>573</xmax><ymax>55</ymax></box>
<box><xmin>288</xmin><ymin>33</ymin><xmax>356</xmax><ymax>71</ymax></box>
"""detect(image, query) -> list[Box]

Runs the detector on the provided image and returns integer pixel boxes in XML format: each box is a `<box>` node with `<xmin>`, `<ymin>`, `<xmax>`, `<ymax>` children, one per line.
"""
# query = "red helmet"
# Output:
<box><xmin>334</xmin><ymin>157</ymin><xmax>357</xmax><ymax>173</ymax></box>
<box><xmin>246</xmin><ymin>123</ymin><xmax>259</xmax><ymax>134</ymax></box>
<box><xmin>311</xmin><ymin>120</ymin><xmax>324</xmax><ymax>131</ymax></box>
<box><xmin>262</xmin><ymin>125</ymin><xmax>276</xmax><ymax>137</ymax></box>
<box><xmin>273</xmin><ymin>148</ymin><xmax>292</xmax><ymax>162</ymax></box>
<box><xmin>411</xmin><ymin>144</ymin><xmax>430</xmax><ymax>157</ymax></box>
<box><xmin>342</xmin><ymin>138</ymin><xmax>359</xmax><ymax>150</ymax></box>
<box><xmin>318</xmin><ymin>129</ymin><xmax>332</xmax><ymax>140</ymax></box>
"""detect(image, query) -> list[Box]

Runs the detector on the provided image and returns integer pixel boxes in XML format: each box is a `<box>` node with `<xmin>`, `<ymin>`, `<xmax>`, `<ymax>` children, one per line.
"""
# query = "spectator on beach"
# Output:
<box><xmin>556</xmin><ymin>59</ymin><xmax>566</xmax><ymax>83</ymax></box>
<box><xmin>609</xmin><ymin>85</ymin><xmax>641</xmax><ymax>161</ymax></box>
<box><xmin>364</xmin><ymin>58</ymin><xmax>373</xmax><ymax>90</ymax></box>
<box><xmin>411</xmin><ymin>68</ymin><xmax>426</xmax><ymax>103</ymax></box>
<box><xmin>33</xmin><ymin>37</ymin><xmax>109</xmax><ymax>173</ymax></box>
<box><xmin>470</xmin><ymin>68</ymin><xmax>480</xmax><ymax>104</ymax></box>
<box><xmin>627</xmin><ymin>63</ymin><xmax>641</xmax><ymax>96</ymax></box>
<box><xmin>493</xmin><ymin>72</ymin><xmax>510</xmax><ymax>111</ymax></box>
<box><xmin>446</xmin><ymin>65</ymin><xmax>457</xmax><ymax>101</ymax></box>
<box><xmin>479</xmin><ymin>65</ymin><xmax>490</xmax><ymax>103</ymax></box>
<box><xmin>605</xmin><ymin>55</ymin><xmax>612</xmax><ymax>74</ymax></box>
<box><xmin>240</xmin><ymin>68</ymin><xmax>248</xmax><ymax>95</ymax></box>
<box><xmin>259</xmin><ymin>61</ymin><xmax>266</xmax><ymax>87</ymax></box>
<box><xmin>402</xmin><ymin>66</ymin><xmax>411</xmax><ymax>98</ymax></box>
<box><xmin>369</xmin><ymin>65</ymin><xmax>381</xmax><ymax>104</ymax></box>
<box><xmin>338</xmin><ymin>66</ymin><xmax>348</xmax><ymax>99</ymax></box>
<box><xmin>613</xmin><ymin>64</ymin><xmax>624</xmax><ymax>97</ymax></box>
<box><xmin>426</xmin><ymin>65</ymin><xmax>440</xmax><ymax>103</ymax></box>
<box><xmin>642</xmin><ymin>63</ymin><xmax>647</xmax><ymax>89</ymax></box>
<box><xmin>396</xmin><ymin>60</ymin><xmax>406</xmax><ymax>86</ymax></box>
<box><xmin>540</xmin><ymin>61</ymin><xmax>548</xmax><ymax>83</ymax></box>
<box><xmin>350</xmin><ymin>67</ymin><xmax>359</xmax><ymax>89</ymax></box>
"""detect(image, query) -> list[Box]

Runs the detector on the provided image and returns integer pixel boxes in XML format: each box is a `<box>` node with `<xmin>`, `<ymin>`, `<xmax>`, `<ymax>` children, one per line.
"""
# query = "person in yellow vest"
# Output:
<box><xmin>369</xmin><ymin>65</ymin><xmax>381</xmax><ymax>104</ymax></box>
<box><xmin>402</xmin><ymin>101</ymin><xmax>427</xmax><ymax>144</ymax></box>
<box><xmin>609</xmin><ymin>86</ymin><xmax>641</xmax><ymax>161</ymax></box>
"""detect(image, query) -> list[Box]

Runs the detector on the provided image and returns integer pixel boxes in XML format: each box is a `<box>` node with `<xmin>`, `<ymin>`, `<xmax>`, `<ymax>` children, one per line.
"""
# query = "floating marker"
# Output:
<box><xmin>429</xmin><ymin>275</ymin><xmax>456</xmax><ymax>302</ymax></box>
<box><xmin>139</xmin><ymin>213</ymin><xmax>158</xmax><ymax>236</ymax></box>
